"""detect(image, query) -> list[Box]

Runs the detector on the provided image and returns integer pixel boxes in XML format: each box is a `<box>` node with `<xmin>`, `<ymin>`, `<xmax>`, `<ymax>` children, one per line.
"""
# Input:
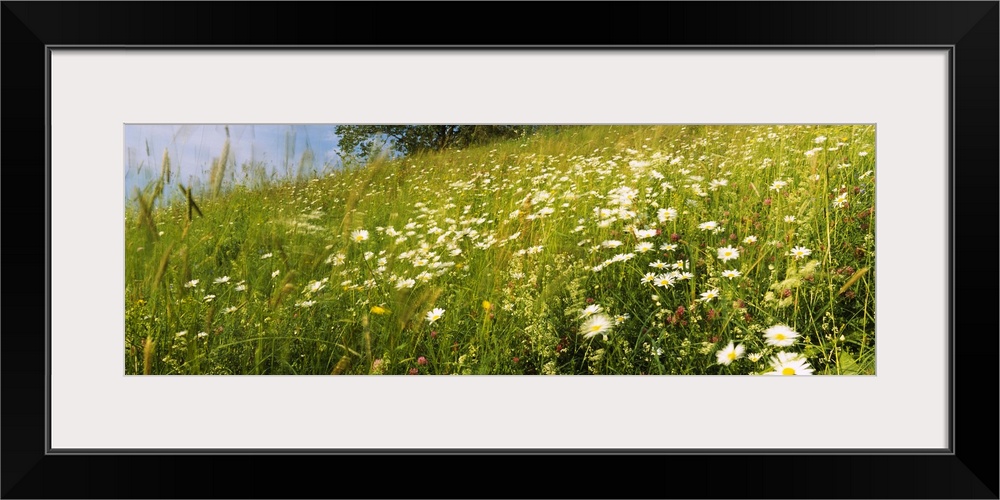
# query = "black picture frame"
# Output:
<box><xmin>3</xmin><ymin>2</ymin><xmax>996</xmax><ymax>498</ymax></box>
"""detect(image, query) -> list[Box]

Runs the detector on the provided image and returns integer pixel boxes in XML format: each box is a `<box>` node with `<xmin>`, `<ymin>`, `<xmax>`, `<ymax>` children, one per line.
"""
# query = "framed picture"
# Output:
<box><xmin>4</xmin><ymin>2</ymin><xmax>996</xmax><ymax>498</ymax></box>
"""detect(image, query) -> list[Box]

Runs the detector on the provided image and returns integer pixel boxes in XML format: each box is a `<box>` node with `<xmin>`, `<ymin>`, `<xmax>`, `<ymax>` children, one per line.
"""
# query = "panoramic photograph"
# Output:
<box><xmin>124</xmin><ymin>124</ymin><xmax>875</xmax><ymax>375</ymax></box>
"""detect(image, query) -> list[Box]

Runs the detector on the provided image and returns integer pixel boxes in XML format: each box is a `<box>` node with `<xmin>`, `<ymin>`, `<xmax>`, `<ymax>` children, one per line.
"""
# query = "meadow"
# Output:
<box><xmin>125</xmin><ymin>125</ymin><xmax>876</xmax><ymax>375</ymax></box>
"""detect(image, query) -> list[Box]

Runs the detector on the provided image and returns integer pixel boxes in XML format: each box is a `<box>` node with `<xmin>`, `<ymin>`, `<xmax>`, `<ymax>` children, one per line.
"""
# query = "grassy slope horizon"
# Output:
<box><xmin>125</xmin><ymin>125</ymin><xmax>876</xmax><ymax>375</ymax></box>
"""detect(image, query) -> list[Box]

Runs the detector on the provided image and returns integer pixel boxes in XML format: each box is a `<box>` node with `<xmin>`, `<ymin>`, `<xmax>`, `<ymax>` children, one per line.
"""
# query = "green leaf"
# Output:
<box><xmin>837</xmin><ymin>351</ymin><xmax>861</xmax><ymax>375</ymax></box>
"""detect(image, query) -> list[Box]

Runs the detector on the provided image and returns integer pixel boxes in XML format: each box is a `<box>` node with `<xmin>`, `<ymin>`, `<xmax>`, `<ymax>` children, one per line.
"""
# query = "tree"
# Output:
<box><xmin>334</xmin><ymin>125</ymin><xmax>536</xmax><ymax>158</ymax></box>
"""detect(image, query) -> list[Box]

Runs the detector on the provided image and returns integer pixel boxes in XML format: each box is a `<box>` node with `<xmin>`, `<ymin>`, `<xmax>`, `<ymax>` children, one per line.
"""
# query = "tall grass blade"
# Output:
<box><xmin>152</xmin><ymin>243</ymin><xmax>175</xmax><ymax>290</ymax></box>
<box><xmin>838</xmin><ymin>267</ymin><xmax>870</xmax><ymax>295</ymax></box>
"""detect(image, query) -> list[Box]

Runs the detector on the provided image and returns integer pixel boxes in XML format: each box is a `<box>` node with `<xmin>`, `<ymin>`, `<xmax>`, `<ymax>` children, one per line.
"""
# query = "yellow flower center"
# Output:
<box><xmin>775</xmin><ymin>333</ymin><xmax>786</xmax><ymax>340</ymax></box>
<box><xmin>590</xmin><ymin>324</ymin><xmax>603</xmax><ymax>332</ymax></box>
<box><xmin>727</xmin><ymin>352</ymin><xmax>737</xmax><ymax>361</ymax></box>
<box><xmin>782</xmin><ymin>367</ymin><xmax>796</xmax><ymax>375</ymax></box>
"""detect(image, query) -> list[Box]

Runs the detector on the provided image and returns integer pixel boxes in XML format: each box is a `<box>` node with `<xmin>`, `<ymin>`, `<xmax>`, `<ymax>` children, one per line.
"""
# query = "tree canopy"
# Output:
<box><xmin>335</xmin><ymin>125</ymin><xmax>537</xmax><ymax>158</ymax></box>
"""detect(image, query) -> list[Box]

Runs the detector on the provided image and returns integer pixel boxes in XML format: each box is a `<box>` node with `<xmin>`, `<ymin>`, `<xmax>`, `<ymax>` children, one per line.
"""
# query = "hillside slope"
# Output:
<box><xmin>125</xmin><ymin>125</ymin><xmax>876</xmax><ymax>375</ymax></box>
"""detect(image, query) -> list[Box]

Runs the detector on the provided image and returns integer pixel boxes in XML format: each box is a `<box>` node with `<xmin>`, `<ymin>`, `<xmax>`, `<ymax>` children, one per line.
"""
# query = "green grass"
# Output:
<box><xmin>125</xmin><ymin>125</ymin><xmax>876</xmax><ymax>375</ymax></box>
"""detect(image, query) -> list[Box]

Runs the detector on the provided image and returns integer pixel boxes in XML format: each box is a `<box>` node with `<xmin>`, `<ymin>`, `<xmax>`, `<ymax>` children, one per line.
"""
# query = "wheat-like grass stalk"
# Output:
<box><xmin>211</xmin><ymin>132</ymin><xmax>230</xmax><ymax>197</ymax></box>
<box><xmin>134</xmin><ymin>188</ymin><xmax>159</xmax><ymax>242</ymax></box>
<box><xmin>208</xmin><ymin>158</ymin><xmax>219</xmax><ymax>196</ymax></box>
<box><xmin>269</xmin><ymin>271</ymin><xmax>297</xmax><ymax>308</ymax></box>
<box><xmin>160</xmin><ymin>148</ymin><xmax>171</xmax><ymax>184</ymax></box>
<box><xmin>296</xmin><ymin>148</ymin><xmax>314</xmax><ymax>181</ymax></box>
<box><xmin>142</xmin><ymin>336</ymin><xmax>155</xmax><ymax>375</ymax></box>
<box><xmin>330</xmin><ymin>354</ymin><xmax>351</xmax><ymax>375</ymax></box>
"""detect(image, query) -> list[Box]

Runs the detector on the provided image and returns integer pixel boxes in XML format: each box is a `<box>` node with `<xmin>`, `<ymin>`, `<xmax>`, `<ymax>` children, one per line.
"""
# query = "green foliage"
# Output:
<box><xmin>335</xmin><ymin>125</ymin><xmax>537</xmax><ymax>158</ymax></box>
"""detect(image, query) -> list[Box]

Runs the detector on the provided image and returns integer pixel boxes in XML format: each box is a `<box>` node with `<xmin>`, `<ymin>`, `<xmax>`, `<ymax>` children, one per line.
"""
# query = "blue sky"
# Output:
<box><xmin>124</xmin><ymin>124</ymin><xmax>342</xmax><ymax>202</ymax></box>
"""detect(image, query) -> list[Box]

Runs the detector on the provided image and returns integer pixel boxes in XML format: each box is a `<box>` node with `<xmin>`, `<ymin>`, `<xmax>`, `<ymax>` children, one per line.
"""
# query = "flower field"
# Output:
<box><xmin>125</xmin><ymin>125</ymin><xmax>875</xmax><ymax>375</ymax></box>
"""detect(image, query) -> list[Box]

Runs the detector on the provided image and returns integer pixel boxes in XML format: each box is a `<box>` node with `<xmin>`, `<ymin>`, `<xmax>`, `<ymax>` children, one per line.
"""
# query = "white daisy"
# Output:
<box><xmin>765</xmin><ymin>351</ymin><xmax>814</xmax><ymax>375</ymax></box>
<box><xmin>633</xmin><ymin>228</ymin><xmax>658</xmax><ymax>240</ymax></box>
<box><xmin>635</xmin><ymin>242</ymin><xmax>655</xmax><ymax>253</ymax></box>
<box><xmin>763</xmin><ymin>324</ymin><xmax>800</xmax><ymax>347</ymax></box>
<box><xmin>721</xmin><ymin>269</ymin><xmax>741</xmax><ymax>279</ymax></box>
<box><xmin>709</xmin><ymin>179</ymin><xmax>729</xmax><ymax>190</ymax></box>
<box><xmin>657</xmin><ymin>207</ymin><xmax>678</xmax><ymax>223</ymax></box>
<box><xmin>654</xmin><ymin>274</ymin><xmax>676</xmax><ymax>288</ymax></box>
<box><xmin>715</xmin><ymin>342</ymin><xmax>745</xmax><ymax>366</ymax></box>
<box><xmin>426</xmin><ymin>307</ymin><xmax>445</xmax><ymax>324</ymax></box>
<box><xmin>788</xmin><ymin>246</ymin><xmax>812</xmax><ymax>259</ymax></box>
<box><xmin>580</xmin><ymin>304</ymin><xmax>602</xmax><ymax>318</ymax></box>
<box><xmin>305</xmin><ymin>279</ymin><xmax>326</xmax><ymax>294</ymax></box>
<box><xmin>717</xmin><ymin>246</ymin><xmax>739</xmax><ymax>262</ymax></box>
<box><xmin>351</xmin><ymin>229</ymin><xmax>369</xmax><ymax>243</ymax></box>
<box><xmin>833</xmin><ymin>193</ymin><xmax>848</xmax><ymax>208</ymax></box>
<box><xmin>580</xmin><ymin>313</ymin><xmax>613</xmax><ymax>339</ymax></box>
